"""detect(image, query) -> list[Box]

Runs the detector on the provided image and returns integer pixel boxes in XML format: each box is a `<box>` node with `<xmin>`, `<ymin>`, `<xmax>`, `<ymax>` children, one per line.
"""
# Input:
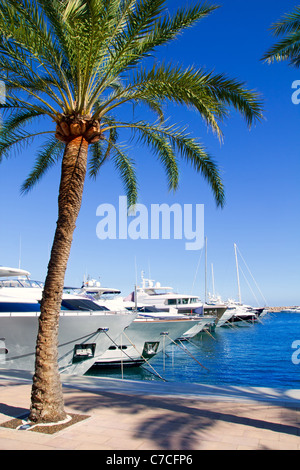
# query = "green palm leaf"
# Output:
<box><xmin>263</xmin><ymin>5</ymin><xmax>300</xmax><ymax>68</ymax></box>
<box><xmin>0</xmin><ymin>0</ymin><xmax>263</xmax><ymax>205</ymax></box>
<box><xmin>21</xmin><ymin>137</ymin><xmax>65</xmax><ymax>193</ymax></box>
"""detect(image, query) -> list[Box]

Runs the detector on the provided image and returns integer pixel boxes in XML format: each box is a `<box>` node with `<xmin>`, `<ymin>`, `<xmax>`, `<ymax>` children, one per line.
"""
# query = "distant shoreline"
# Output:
<box><xmin>267</xmin><ymin>306</ymin><xmax>299</xmax><ymax>312</ymax></box>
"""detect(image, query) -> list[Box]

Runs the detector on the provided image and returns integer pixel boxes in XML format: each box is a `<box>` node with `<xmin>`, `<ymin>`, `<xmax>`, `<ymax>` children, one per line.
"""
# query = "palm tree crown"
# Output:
<box><xmin>0</xmin><ymin>0</ymin><xmax>262</xmax><ymax>207</ymax></box>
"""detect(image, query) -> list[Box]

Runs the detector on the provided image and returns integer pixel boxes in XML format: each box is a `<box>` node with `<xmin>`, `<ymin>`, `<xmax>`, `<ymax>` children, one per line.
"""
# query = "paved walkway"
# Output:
<box><xmin>0</xmin><ymin>370</ymin><xmax>299</xmax><ymax>450</ymax></box>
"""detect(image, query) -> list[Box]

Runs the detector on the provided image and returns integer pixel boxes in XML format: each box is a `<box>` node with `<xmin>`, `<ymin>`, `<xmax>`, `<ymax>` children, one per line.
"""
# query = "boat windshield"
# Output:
<box><xmin>167</xmin><ymin>297</ymin><xmax>199</xmax><ymax>305</ymax></box>
<box><xmin>0</xmin><ymin>278</ymin><xmax>44</xmax><ymax>288</ymax></box>
<box><xmin>61</xmin><ymin>298</ymin><xmax>109</xmax><ymax>311</ymax></box>
<box><xmin>144</xmin><ymin>288</ymin><xmax>173</xmax><ymax>295</ymax></box>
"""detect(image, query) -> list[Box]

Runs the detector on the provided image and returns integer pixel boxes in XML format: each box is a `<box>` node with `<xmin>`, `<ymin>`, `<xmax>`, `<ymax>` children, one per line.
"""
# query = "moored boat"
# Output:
<box><xmin>91</xmin><ymin>316</ymin><xmax>205</xmax><ymax>368</ymax></box>
<box><xmin>78</xmin><ymin>276</ymin><xmax>217</xmax><ymax>339</ymax></box>
<box><xmin>0</xmin><ymin>267</ymin><xmax>136</xmax><ymax>374</ymax></box>
<box><xmin>73</xmin><ymin>277</ymin><xmax>216</xmax><ymax>367</ymax></box>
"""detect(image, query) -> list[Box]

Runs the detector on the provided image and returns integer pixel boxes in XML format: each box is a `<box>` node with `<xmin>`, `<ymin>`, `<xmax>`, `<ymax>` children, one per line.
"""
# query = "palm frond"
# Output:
<box><xmin>21</xmin><ymin>136</ymin><xmax>65</xmax><ymax>193</ymax></box>
<box><xmin>1</xmin><ymin>94</ymin><xmax>53</xmax><ymax>118</ymax></box>
<box><xmin>0</xmin><ymin>0</ymin><xmax>75</xmax><ymax>111</ymax></box>
<box><xmin>88</xmin><ymin>120</ymin><xmax>119</xmax><ymax>179</ymax></box>
<box><xmin>0</xmin><ymin>108</ymin><xmax>45</xmax><ymax>134</ymax></box>
<box><xmin>88</xmin><ymin>140</ymin><xmax>107</xmax><ymax>179</ymax></box>
<box><xmin>0</xmin><ymin>128</ymin><xmax>53</xmax><ymax>161</ymax></box>
<box><xmin>130</xmin><ymin>123</ymin><xmax>179</xmax><ymax>192</ymax></box>
<box><xmin>97</xmin><ymin>63</ymin><xmax>262</xmax><ymax>138</ymax></box>
<box><xmin>136</xmin><ymin>2</ymin><xmax>219</xmax><ymax>57</ymax></box>
<box><xmin>166</xmin><ymin>128</ymin><xmax>225</xmax><ymax>208</ymax></box>
<box><xmin>0</xmin><ymin>0</ymin><xmax>263</xmax><ymax>210</ymax></box>
<box><xmin>102</xmin><ymin>119</ymin><xmax>224</xmax><ymax>207</ymax></box>
<box><xmin>0</xmin><ymin>1</ymin><xmax>68</xmax><ymax>78</ymax></box>
<box><xmin>108</xmin><ymin>140</ymin><xmax>138</xmax><ymax>208</ymax></box>
<box><xmin>96</xmin><ymin>1</ymin><xmax>218</xmax><ymax>90</ymax></box>
<box><xmin>200</xmin><ymin>72</ymin><xmax>263</xmax><ymax>127</ymax></box>
<box><xmin>263</xmin><ymin>6</ymin><xmax>300</xmax><ymax>68</ymax></box>
<box><xmin>269</xmin><ymin>6</ymin><xmax>300</xmax><ymax>36</ymax></box>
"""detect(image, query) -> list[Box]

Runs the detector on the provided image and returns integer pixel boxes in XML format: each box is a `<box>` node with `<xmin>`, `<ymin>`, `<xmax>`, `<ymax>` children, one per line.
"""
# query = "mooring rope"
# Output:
<box><xmin>104</xmin><ymin>329</ymin><xmax>166</xmax><ymax>382</ymax></box>
<box><xmin>102</xmin><ymin>330</ymin><xmax>141</xmax><ymax>365</ymax></box>
<box><xmin>167</xmin><ymin>336</ymin><xmax>209</xmax><ymax>371</ymax></box>
<box><xmin>203</xmin><ymin>327</ymin><xmax>217</xmax><ymax>340</ymax></box>
<box><xmin>122</xmin><ymin>330</ymin><xmax>166</xmax><ymax>382</ymax></box>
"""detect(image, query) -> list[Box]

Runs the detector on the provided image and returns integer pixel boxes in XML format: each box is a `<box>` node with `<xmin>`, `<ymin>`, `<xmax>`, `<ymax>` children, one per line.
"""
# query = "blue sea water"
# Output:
<box><xmin>88</xmin><ymin>312</ymin><xmax>300</xmax><ymax>389</ymax></box>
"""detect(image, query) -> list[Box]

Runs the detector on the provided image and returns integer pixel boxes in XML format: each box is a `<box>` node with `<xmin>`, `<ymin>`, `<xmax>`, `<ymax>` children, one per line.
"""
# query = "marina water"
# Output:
<box><xmin>87</xmin><ymin>311</ymin><xmax>300</xmax><ymax>389</ymax></box>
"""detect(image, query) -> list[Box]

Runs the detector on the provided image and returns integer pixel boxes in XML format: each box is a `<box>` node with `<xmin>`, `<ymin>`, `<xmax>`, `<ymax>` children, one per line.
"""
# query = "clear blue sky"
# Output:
<box><xmin>0</xmin><ymin>0</ymin><xmax>299</xmax><ymax>306</ymax></box>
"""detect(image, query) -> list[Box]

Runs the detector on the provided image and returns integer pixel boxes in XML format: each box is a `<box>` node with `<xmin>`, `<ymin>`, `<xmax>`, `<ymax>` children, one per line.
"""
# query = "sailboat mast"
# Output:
<box><xmin>134</xmin><ymin>284</ymin><xmax>138</xmax><ymax>312</ymax></box>
<box><xmin>211</xmin><ymin>263</ymin><xmax>215</xmax><ymax>298</ymax></box>
<box><xmin>18</xmin><ymin>235</ymin><xmax>21</xmax><ymax>269</ymax></box>
<box><xmin>234</xmin><ymin>243</ymin><xmax>242</xmax><ymax>304</ymax></box>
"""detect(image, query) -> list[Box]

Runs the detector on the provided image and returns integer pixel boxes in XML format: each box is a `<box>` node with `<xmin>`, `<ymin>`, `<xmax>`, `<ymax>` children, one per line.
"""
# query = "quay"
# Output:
<box><xmin>0</xmin><ymin>370</ymin><xmax>299</xmax><ymax>450</ymax></box>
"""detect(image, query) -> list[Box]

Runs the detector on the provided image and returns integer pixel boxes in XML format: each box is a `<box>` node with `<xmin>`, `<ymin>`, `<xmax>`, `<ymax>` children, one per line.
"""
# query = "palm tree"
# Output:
<box><xmin>263</xmin><ymin>5</ymin><xmax>300</xmax><ymax>66</ymax></box>
<box><xmin>0</xmin><ymin>0</ymin><xmax>262</xmax><ymax>424</ymax></box>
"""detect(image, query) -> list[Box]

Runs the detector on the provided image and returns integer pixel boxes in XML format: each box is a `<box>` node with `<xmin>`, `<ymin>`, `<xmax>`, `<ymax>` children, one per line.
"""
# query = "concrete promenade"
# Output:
<box><xmin>0</xmin><ymin>369</ymin><xmax>299</xmax><ymax>450</ymax></box>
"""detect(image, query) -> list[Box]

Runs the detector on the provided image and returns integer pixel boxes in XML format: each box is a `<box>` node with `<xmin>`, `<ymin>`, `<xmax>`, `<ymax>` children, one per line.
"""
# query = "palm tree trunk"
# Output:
<box><xmin>29</xmin><ymin>135</ymin><xmax>89</xmax><ymax>423</ymax></box>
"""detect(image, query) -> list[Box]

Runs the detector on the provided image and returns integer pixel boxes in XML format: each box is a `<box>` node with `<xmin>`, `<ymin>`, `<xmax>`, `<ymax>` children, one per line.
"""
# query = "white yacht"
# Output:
<box><xmin>133</xmin><ymin>274</ymin><xmax>228</xmax><ymax>324</ymax></box>
<box><xmin>77</xmin><ymin>277</ymin><xmax>217</xmax><ymax>337</ymax></box>
<box><xmin>75</xmin><ymin>278</ymin><xmax>121</xmax><ymax>297</ymax></box>
<box><xmin>134</xmin><ymin>275</ymin><xmax>203</xmax><ymax>314</ymax></box>
<box><xmin>281</xmin><ymin>306</ymin><xmax>300</xmax><ymax>313</ymax></box>
<box><xmin>0</xmin><ymin>267</ymin><xmax>136</xmax><ymax>375</ymax></box>
<box><xmin>92</xmin><ymin>314</ymin><xmax>205</xmax><ymax>368</ymax></box>
<box><xmin>215</xmin><ymin>299</ymin><xmax>263</xmax><ymax>327</ymax></box>
<box><xmin>206</xmin><ymin>292</ymin><xmax>266</xmax><ymax>326</ymax></box>
<box><xmin>71</xmin><ymin>278</ymin><xmax>214</xmax><ymax>367</ymax></box>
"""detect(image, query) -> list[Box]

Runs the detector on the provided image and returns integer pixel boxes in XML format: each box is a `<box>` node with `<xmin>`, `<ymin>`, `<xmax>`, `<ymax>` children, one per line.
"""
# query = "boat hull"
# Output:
<box><xmin>218</xmin><ymin>312</ymin><xmax>258</xmax><ymax>327</ymax></box>
<box><xmin>204</xmin><ymin>304</ymin><xmax>227</xmax><ymax>320</ymax></box>
<box><xmin>227</xmin><ymin>314</ymin><xmax>257</xmax><ymax>326</ymax></box>
<box><xmin>0</xmin><ymin>311</ymin><xmax>136</xmax><ymax>375</ymax></box>
<box><xmin>180</xmin><ymin>315</ymin><xmax>216</xmax><ymax>339</ymax></box>
<box><xmin>92</xmin><ymin>318</ymin><xmax>202</xmax><ymax>368</ymax></box>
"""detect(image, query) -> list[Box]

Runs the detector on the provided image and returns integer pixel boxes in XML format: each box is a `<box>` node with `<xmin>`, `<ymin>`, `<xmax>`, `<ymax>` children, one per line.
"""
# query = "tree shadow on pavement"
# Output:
<box><xmin>63</xmin><ymin>388</ymin><xmax>300</xmax><ymax>450</ymax></box>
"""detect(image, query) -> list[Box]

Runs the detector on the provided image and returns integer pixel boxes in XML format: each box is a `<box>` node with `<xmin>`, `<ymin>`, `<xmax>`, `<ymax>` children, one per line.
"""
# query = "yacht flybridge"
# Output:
<box><xmin>0</xmin><ymin>266</ymin><xmax>137</xmax><ymax>375</ymax></box>
<box><xmin>76</xmin><ymin>278</ymin><xmax>121</xmax><ymax>298</ymax></box>
<box><xmin>134</xmin><ymin>275</ymin><xmax>204</xmax><ymax>314</ymax></box>
<box><xmin>131</xmin><ymin>274</ymin><xmax>228</xmax><ymax>324</ymax></box>
<box><xmin>0</xmin><ymin>267</ymin><xmax>31</xmax><ymax>278</ymax></box>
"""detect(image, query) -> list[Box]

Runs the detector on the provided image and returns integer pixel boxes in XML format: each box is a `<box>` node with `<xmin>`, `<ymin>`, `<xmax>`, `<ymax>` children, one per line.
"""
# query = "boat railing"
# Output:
<box><xmin>0</xmin><ymin>279</ymin><xmax>44</xmax><ymax>288</ymax></box>
<box><xmin>0</xmin><ymin>309</ymin><xmax>131</xmax><ymax>317</ymax></box>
